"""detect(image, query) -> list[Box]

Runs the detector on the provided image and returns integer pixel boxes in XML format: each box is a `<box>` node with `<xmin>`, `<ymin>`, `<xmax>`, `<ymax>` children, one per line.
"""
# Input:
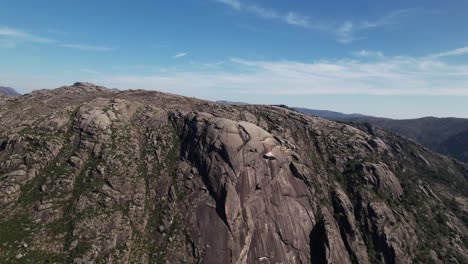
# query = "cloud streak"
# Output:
<box><xmin>0</xmin><ymin>25</ymin><xmax>113</xmax><ymax>51</ymax></box>
<box><xmin>173</xmin><ymin>52</ymin><xmax>188</xmax><ymax>59</ymax></box>
<box><xmin>214</xmin><ymin>1</ymin><xmax>414</xmax><ymax>43</ymax></box>
<box><xmin>0</xmin><ymin>26</ymin><xmax>55</xmax><ymax>43</ymax></box>
<box><xmin>4</xmin><ymin>45</ymin><xmax>468</xmax><ymax>101</ymax></box>
<box><xmin>430</xmin><ymin>45</ymin><xmax>468</xmax><ymax>58</ymax></box>
<box><xmin>215</xmin><ymin>0</ymin><xmax>241</xmax><ymax>10</ymax></box>
<box><xmin>352</xmin><ymin>50</ymin><xmax>384</xmax><ymax>58</ymax></box>
<box><xmin>215</xmin><ymin>0</ymin><xmax>324</xmax><ymax>30</ymax></box>
<box><xmin>59</xmin><ymin>43</ymin><xmax>114</xmax><ymax>51</ymax></box>
<box><xmin>336</xmin><ymin>9</ymin><xmax>413</xmax><ymax>43</ymax></box>
<box><xmin>93</xmin><ymin>45</ymin><xmax>468</xmax><ymax>97</ymax></box>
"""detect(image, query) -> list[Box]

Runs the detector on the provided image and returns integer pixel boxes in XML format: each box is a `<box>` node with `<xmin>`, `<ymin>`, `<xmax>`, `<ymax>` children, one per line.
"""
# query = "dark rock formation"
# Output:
<box><xmin>0</xmin><ymin>82</ymin><xmax>467</xmax><ymax>263</ymax></box>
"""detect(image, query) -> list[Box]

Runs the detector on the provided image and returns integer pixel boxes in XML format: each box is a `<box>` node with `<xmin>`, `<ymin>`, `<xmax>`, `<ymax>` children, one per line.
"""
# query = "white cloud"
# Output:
<box><xmin>430</xmin><ymin>46</ymin><xmax>468</xmax><ymax>58</ymax></box>
<box><xmin>0</xmin><ymin>25</ymin><xmax>113</xmax><ymax>51</ymax></box>
<box><xmin>90</xmin><ymin>46</ymin><xmax>468</xmax><ymax>97</ymax></box>
<box><xmin>246</xmin><ymin>5</ymin><xmax>279</xmax><ymax>20</ymax></box>
<box><xmin>285</xmin><ymin>12</ymin><xmax>311</xmax><ymax>28</ymax></box>
<box><xmin>0</xmin><ymin>26</ymin><xmax>55</xmax><ymax>43</ymax></box>
<box><xmin>352</xmin><ymin>50</ymin><xmax>384</xmax><ymax>57</ymax></box>
<box><xmin>59</xmin><ymin>43</ymin><xmax>114</xmax><ymax>51</ymax></box>
<box><xmin>173</xmin><ymin>52</ymin><xmax>187</xmax><ymax>59</ymax></box>
<box><xmin>5</xmin><ymin>45</ymin><xmax>468</xmax><ymax>98</ymax></box>
<box><xmin>215</xmin><ymin>0</ymin><xmax>322</xmax><ymax>30</ymax></box>
<box><xmin>213</xmin><ymin>1</ymin><xmax>413</xmax><ymax>43</ymax></box>
<box><xmin>361</xmin><ymin>9</ymin><xmax>412</xmax><ymax>29</ymax></box>
<box><xmin>335</xmin><ymin>9</ymin><xmax>412</xmax><ymax>43</ymax></box>
<box><xmin>336</xmin><ymin>21</ymin><xmax>354</xmax><ymax>43</ymax></box>
<box><xmin>214</xmin><ymin>0</ymin><xmax>241</xmax><ymax>10</ymax></box>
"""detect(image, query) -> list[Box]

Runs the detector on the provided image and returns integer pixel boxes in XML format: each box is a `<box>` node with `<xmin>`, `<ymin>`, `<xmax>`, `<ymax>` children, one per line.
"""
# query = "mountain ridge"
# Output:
<box><xmin>217</xmin><ymin>101</ymin><xmax>468</xmax><ymax>163</ymax></box>
<box><xmin>0</xmin><ymin>83</ymin><xmax>467</xmax><ymax>263</ymax></box>
<box><xmin>0</xmin><ymin>86</ymin><xmax>21</xmax><ymax>96</ymax></box>
<box><xmin>293</xmin><ymin>107</ymin><xmax>468</xmax><ymax>163</ymax></box>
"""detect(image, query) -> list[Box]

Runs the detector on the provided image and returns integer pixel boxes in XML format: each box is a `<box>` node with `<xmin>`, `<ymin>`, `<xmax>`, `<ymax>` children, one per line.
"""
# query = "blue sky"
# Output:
<box><xmin>1</xmin><ymin>0</ymin><xmax>468</xmax><ymax>118</ymax></box>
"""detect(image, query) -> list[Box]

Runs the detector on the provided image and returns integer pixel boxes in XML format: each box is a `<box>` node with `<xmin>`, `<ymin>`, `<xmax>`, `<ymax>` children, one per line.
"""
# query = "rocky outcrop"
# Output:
<box><xmin>358</xmin><ymin>162</ymin><xmax>403</xmax><ymax>199</ymax></box>
<box><xmin>178</xmin><ymin>112</ymin><xmax>314</xmax><ymax>263</ymax></box>
<box><xmin>331</xmin><ymin>186</ymin><xmax>370</xmax><ymax>264</ymax></box>
<box><xmin>0</xmin><ymin>83</ymin><xmax>467</xmax><ymax>263</ymax></box>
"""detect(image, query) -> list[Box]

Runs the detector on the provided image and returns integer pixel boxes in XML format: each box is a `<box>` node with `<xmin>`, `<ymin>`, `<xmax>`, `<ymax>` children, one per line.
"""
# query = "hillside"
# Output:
<box><xmin>294</xmin><ymin>108</ymin><xmax>468</xmax><ymax>163</ymax></box>
<box><xmin>293</xmin><ymin>107</ymin><xmax>372</xmax><ymax>120</ymax></box>
<box><xmin>347</xmin><ymin>117</ymin><xmax>468</xmax><ymax>163</ymax></box>
<box><xmin>0</xmin><ymin>82</ymin><xmax>467</xmax><ymax>263</ymax></box>
<box><xmin>0</xmin><ymin>86</ymin><xmax>20</xmax><ymax>97</ymax></box>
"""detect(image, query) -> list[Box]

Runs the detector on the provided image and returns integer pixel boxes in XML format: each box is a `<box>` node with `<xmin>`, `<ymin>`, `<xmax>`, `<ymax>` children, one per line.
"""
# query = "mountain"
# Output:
<box><xmin>216</xmin><ymin>100</ymin><xmax>249</xmax><ymax>105</ymax></box>
<box><xmin>0</xmin><ymin>82</ymin><xmax>467</xmax><ymax>263</ymax></box>
<box><xmin>0</xmin><ymin>86</ymin><xmax>21</xmax><ymax>96</ymax></box>
<box><xmin>294</xmin><ymin>107</ymin><xmax>372</xmax><ymax>120</ymax></box>
<box><xmin>293</xmin><ymin>107</ymin><xmax>468</xmax><ymax>163</ymax></box>
<box><xmin>348</xmin><ymin>116</ymin><xmax>468</xmax><ymax>163</ymax></box>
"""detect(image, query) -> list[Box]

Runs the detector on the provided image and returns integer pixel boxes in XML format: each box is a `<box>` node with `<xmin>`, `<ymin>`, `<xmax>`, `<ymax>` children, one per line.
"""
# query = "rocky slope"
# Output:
<box><xmin>0</xmin><ymin>82</ymin><xmax>467</xmax><ymax>263</ymax></box>
<box><xmin>294</xmin><ymin>107</ymin><xmax>468</xmax><ymax>163</ymax></box>
<box><xmin>0</xmin><ymin>86</ymin><xmax>20</xmax><ymax>97</ymax></box>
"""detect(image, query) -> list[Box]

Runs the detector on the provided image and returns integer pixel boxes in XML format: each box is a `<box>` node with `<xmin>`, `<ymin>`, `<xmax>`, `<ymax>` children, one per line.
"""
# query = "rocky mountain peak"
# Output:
<box><xmin>69</xmin><ymin>81</ymin><xmax>111</xmax><ymax>93</ymax></box>
<box><xmin>0</xmin><ymin>84</ymin><xmax>467</xmax><ymax>263</ymax></box>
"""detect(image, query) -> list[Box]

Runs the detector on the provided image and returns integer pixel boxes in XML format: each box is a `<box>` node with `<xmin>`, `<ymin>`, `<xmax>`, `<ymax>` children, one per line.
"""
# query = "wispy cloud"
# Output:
<box><xmin>336</xmin><ymin>21</ymin><xmax>355</xmax><ymax>43</ymax></box>
<box><xmin>173</xmin><ymin>52</ymin><xmax>187</xmax><ymax>59</ymax></box>
<box><xmin>430</xmin><ymin>45</ymin><xmax>468</xmax><ymax>58</ymax></box>
<box><xmin>214</xmin><ymin>0</ymin><xmax>241</xmax><ymax>10</ymax></box>
<box><xmin>361</xmin><ymin>9</ymin><xmax>412</xmax><ymax>29</ymax></box>
<box><xmin>0</xmin><ymin>25</ymin><xmax>113</xmax><ymax>51</ymax></box>
<box><xmin>4</xmin><ymin>45</ymin><xmax>468</xmax><ymax>99</ymax></box>
<box><xmin>92</xmin><ymin>45</ymin><xmax>468</xmax><ymax>97</ymax></box>
<box><xmin>352</xmin><ymin>50</ymin><xmax>384</xmax><ymax>58</ymax></box>
<box><xmin>59</xmin><ymin>43</ymin><xmax>114</xmax><ymax>51</ymax></box>
<box><xmin>215</xmin><ymin>0</ymin><xmax>324</xmax><ymax>30</ymax></box>
<box><xmin>0</xmin><ymin>26</ymin><xmax>55</xmax><ymax>43</ymax></box>
<box><xmin>214</xmin><ymin>1</ymin><xmax>414</xmax><ymax>43</ymax></box>
<box><xmin>336</xmin><ymin>9</ymin><xmax>413</xmax><ymax>43</ymax></box>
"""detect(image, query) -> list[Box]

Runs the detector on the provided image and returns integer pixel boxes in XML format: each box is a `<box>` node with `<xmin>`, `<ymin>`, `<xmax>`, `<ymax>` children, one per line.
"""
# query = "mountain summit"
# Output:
<box><xmin>0</xmin><ymin>83</ymin><xmax>467</xmax><ymax>263</ymax></box>
<box><xmin>0</xmin><ymin>86</ymin><xmax>20</xmax><ymax>96</ymax></box>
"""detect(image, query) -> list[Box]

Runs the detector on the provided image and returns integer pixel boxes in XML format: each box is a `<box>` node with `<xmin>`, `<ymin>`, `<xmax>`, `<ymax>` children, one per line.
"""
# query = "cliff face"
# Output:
<box><xmin>0</xmin><ymin>83</ymin><xmax>467</xmax><ymax>263</ymax></box>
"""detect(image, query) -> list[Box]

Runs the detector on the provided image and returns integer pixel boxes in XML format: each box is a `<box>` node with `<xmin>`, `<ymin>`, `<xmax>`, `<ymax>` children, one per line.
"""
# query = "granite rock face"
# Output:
<box><xmin>179</xmin><ymin>113</ymin><xmax>314</xmax><ymax>263</ymax></box>
<box><xmin>0</xmin><ymin>82</ymin><xmax>467</xmax><ymax>263</ymax></box>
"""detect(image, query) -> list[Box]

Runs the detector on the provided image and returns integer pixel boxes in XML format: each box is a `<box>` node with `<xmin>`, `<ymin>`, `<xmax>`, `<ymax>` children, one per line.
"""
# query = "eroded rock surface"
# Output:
<box><xmin>179</xmin><ymin>112</ymin><xmax>314</xmax><ymax>263</ymax></box>
<box><xmin>0</xmin><ymin>83</ymin><xmax>467</xmax><ymax>263</ymax></box>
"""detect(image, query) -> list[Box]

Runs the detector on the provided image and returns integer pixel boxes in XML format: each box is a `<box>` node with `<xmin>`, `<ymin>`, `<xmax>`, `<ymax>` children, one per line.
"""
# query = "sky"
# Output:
<box><xmin>1</xmin><ymin>0</ymin><xmax>468</xmax><ymax>118</ymax></box>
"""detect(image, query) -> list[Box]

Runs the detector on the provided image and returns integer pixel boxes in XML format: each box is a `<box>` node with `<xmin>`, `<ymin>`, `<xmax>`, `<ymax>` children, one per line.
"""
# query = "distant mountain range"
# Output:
<box><xmin>295</xmin><ymin>108</ymin><xmax>468</xmax><ymax>163</ymax></box>
<box><xmin>293</xmin><ymin>107</ymin><xmax>372</xmax><ymax>120</ymax></box>
<box><xmin>216</xmin><ymin>100</ymin><xmax>248</xmax><ymax>105</ymax></box>
<box><xmin>0</xmin><ymin>86</ymin><xmax>20</xmax><ymax>96</ymax></box>
<box><xmin>217</xmin><ymin>101</ymin><xmax>468</xmax><ymax>163</ymax></box>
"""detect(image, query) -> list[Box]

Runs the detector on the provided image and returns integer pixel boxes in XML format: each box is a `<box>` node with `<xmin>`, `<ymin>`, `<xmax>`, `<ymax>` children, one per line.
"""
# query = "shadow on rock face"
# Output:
<box><xmin>178</xmin><ymin>112</ymin><xmax>315</xmax><ymax>263</ymax></box>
